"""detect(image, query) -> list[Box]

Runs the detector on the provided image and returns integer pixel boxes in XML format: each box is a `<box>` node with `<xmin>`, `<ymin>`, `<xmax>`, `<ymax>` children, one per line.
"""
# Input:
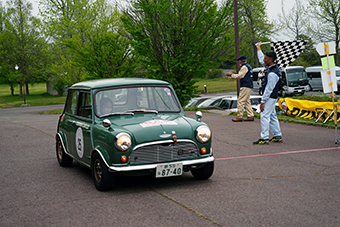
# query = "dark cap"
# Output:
<box><xmin>265</xmin><ymin>51</ymin><xmax>277</xmax><ymax>61</ymax></box>
<box><xmin>236</xmin><ymin>55</ymin><xmax>247</xmax><ymax>61</ymax></box>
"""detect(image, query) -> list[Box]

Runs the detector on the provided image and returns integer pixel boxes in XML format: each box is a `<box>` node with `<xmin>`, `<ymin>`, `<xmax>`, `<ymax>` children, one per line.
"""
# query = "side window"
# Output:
<box><xmin>78</xmin><ymin>92</ymin><xmax>92</xmax><ymax>119</ymax></box>
<box><xmin>65</xmin><ymin>90</ymin><xmax>78</xmax><ymax>115</ymax></box>
<box><xmin>313</xmin><ymin>72</ymin><xmax>321</xmax><ymax>79</ymax></box>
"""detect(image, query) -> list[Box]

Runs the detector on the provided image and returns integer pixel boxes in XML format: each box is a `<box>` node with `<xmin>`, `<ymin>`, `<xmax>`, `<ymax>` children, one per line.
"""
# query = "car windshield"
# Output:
<box><xmin>95</xmin><ymin>86</ymin><xmax>181</xmax><ymax>117</ymax></box>
<box><xmin>286</xmin><ymin>69</ymin><xmax>308</xmax><ymax>82</ymax></box>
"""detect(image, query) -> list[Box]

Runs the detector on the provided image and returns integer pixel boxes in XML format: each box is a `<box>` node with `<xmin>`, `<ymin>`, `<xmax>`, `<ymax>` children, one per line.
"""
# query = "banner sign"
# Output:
<box><xmin>278</xmin><ymin>98</ymin><xmax>337</xmax><ymax>121</ymax></box>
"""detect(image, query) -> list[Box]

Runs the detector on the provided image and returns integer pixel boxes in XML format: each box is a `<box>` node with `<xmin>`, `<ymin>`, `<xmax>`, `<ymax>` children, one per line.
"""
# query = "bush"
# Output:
<box><xmin>206</xmin><ymin>69</ymin><xmax>224</xmax><ymax>79</ymax></box>
<box><xmin>292</xmin><ymin>92</ymin><xmax>338</xmax><ymax>102</ymax></box>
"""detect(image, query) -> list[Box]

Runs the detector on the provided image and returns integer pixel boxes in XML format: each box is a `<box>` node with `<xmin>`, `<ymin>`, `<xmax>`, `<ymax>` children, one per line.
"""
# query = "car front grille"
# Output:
<box><xmin>129</xmin><ymin>141</ymin><xmax>199</xmax><ymax>165</ymax></box>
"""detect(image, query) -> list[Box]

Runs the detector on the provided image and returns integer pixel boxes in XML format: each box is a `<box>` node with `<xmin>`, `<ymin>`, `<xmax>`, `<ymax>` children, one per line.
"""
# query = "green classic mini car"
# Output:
<box><xmin>56</xmin><ymin>78</ymin><xmax>214</xmax><ymax>191</ymax></box>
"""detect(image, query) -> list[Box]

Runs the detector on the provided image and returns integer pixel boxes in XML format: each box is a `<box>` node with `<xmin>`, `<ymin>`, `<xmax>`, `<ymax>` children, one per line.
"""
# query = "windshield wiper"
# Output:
<box><xmin>100</xmin><ymin>112</ymin><xmax>134</xmax><ymax>118</ymax></box>
<box><xmin>125</xmin><ymin>109</ymin><xmax>158</xmax><ymax>114</ymax></box>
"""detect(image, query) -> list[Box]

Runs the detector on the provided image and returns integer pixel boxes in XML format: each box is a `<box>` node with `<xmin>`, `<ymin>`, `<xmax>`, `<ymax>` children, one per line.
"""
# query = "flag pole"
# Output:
<box><xmin>255</xmin><ymin>42</ymin><xmax>271</xmax><ymax>46</ymax></box>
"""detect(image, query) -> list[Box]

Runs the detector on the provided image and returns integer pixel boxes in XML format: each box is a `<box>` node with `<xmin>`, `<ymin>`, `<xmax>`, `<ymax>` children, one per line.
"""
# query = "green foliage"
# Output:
<box><xmin>65</xmin><ymin>32</ymin><xmax>138</xmax><ymax>80</ymax></box>
<box><xmin>0</xmin><ymin>0</ymin><xmax>47</xmax><ymax>95</ymax></box>
<box><xmin>206</xmin><ymin>69</ymin><xmax>224</xmax><ymax>79</ymax></box>
<box><xmin>308</xmin><ymin>0</ymin><xmax>340</xmax><ymax>66</ymax></box>
<box><xmin>237</xmin><ymin>0</ymin><xmax>274</xmax><ymax>68</ymax></box>
<box><xmin>121</xmin><ymin>0</ymin><xmax>235</xmax><ymax>105</ymax></box>
<box><xmin>40</xmin><ymin>0</ymin><xmax>137</xmax><ymax>87</ymax></box>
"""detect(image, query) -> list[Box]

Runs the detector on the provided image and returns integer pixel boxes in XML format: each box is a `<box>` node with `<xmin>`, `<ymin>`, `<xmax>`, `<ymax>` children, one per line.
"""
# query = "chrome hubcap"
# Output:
<box><xmin>57</xmin><ymin>142</ymin><xmax>63</xmax><ymax>160</ymax></box>
<box><xmin>94</xmin><ymin>159</ymin><xmax>102</xmax><ymax>182</ymax></box>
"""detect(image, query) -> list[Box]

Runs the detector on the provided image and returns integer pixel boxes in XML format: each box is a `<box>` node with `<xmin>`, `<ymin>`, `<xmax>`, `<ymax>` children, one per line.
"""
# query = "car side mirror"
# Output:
<box><xmin>103</xmin><ymin>119</ymin><xmax>112</xmax><ymax>128</ymax></box>
<box><xmin>195</xmin><ymin>111</ymin><xmax>202</xmax><ymax>121</ymax></box>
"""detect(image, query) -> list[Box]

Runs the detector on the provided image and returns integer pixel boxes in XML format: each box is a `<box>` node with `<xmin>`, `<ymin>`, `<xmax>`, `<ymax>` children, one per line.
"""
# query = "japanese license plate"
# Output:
<box><xmin>156</xmin><ymin>162</ymin><xmax>183</xmax><ymax>178</ymax></box>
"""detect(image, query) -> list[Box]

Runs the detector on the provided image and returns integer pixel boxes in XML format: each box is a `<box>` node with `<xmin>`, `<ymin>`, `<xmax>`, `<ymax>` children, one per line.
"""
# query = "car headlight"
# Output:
<box><xmin>115</xmin><ymin>133</ymin><xmax>131</xmax><ymax>151</ymax></box>
<box><xmin>196</xmin><ymin>126</ymin><xmax>211</xmax><ymax>143</ymax></box>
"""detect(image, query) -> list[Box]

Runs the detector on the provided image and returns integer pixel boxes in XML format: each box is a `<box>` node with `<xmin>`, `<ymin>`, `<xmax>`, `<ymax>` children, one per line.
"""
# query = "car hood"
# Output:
<box><xmin>111</xmin><ymin>114</ymin><xmax>197</xmax><ymax>144</ymax></box>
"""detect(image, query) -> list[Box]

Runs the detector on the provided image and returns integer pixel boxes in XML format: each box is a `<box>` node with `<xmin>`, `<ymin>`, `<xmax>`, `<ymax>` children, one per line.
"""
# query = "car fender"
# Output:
<box><xmin>56</xmin><ymin>132</ymin><xmax>71</xmax><ymax>155</ymax></box>
<box><xmin>91</xmin><ymin>146</ymin><xmax>111</xmax><ymax>168</ymax></box>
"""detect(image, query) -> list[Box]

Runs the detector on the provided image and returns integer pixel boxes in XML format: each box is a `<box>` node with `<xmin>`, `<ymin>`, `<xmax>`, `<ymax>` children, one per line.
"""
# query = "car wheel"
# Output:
<box><xmin>191</xmin><ymin>162</ymin><xmax>214</xmax><ymax>180</ymax></box>
<box><xmin>56</xmin><ymin>138</ymin><xmax>73</xmax><ymax>167</ymax></box>
<box><xmin>91</xmin><ymin>152</ymin><xmax>115</xmax><ymax>191</ymax></box>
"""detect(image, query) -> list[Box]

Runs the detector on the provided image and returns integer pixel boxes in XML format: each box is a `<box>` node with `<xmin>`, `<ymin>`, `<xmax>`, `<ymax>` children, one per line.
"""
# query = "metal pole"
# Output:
<box><xmin>233</xmin><ymin>0</ymin><xmax>240</xmax><ymax>97</ymax></box>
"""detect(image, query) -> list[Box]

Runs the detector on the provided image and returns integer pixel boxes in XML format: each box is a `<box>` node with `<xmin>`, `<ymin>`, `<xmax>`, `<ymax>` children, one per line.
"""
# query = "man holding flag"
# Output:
<box><xmin>253</xmin><ymin>42</ymin><xmax>283</xmax><ymax>145</ymax></box>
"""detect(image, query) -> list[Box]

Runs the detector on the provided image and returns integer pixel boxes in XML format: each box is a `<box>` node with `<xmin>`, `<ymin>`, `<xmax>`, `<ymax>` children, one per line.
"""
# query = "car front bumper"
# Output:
<box><xmin>108</xmin><ymin>156</ymin><xmax>215</xmax><ymax>172</ymax></box>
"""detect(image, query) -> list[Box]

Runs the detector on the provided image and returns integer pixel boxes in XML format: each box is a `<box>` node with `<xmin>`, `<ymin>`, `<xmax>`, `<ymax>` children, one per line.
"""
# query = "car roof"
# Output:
<box><xmin>252</xmin><ymin>67</ymin><xmax>266</xmax><ymax>72</ymax></box>
<box><xmin>305</xmin><ymin>66</ymin><xmax>322</xmax><ymax>72</ymax></box>
<box><xmin>70</xmin><ymin>78</ymin><xmax>170</xmax><ymax>90</ymax></box>
<box><xmin>221</xmin><ymin>95</ymin><xmax>262</xmax><ymax>100</ymax></box>
<box><xmin>284</xmin><ymin>66</ymin><xmax>305</xmax><ymax>70</ymax></box>
<box><xmin>306</xmin><ymin>66</ymin><xmax>340</xmax><ymax>72</ymax></box>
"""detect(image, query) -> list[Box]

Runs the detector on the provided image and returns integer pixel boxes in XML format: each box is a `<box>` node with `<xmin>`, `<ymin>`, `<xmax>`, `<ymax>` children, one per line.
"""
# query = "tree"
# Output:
<box><xmin>2</xmin><ymin>0</ymin><xmax>46</xmax><ymax>97</ymax></box>
<box><xmin>39</xmin><ymin>0</ymin><xmax>137</xmax><ymax>92</ymax></box>
<box><xmin>277</xmin><ymin>0</ymin><xmax>309</xmax><ymax>65</ymax></box>
<box><xmin>308</xmin><ymin>0</ymin><xmax>340</xmax><ymax>65</ymax></box>
<box><xmin>237</xmin><ymin>0</ymin><xmax>273</xmax><ymax>68</ymax></box>
<box><xmin>121</xmin><ymin>0</ymin><xmax>234</xmax><ymax>105</ymax></box>
<box><xmin>278</xmin><ymin>0</ymin><xmax>308</xmax><ymax>40</ymax></box>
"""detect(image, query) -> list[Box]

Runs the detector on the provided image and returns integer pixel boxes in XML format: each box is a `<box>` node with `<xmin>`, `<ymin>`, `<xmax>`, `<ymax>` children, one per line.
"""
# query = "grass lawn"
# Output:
<box><xmin>0</xmin><ymin>83</ymin><xmax>66</xmax><ymax>108</ymax></box>
<box><xmin>194</xmin><ymin>78</ymin><xmax>237</xmax><ymax>93</ymax></box>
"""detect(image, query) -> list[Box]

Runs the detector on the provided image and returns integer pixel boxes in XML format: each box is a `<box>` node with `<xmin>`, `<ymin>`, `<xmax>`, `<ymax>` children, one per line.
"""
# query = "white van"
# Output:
<box><xmin>252</xmin><ymin>66</ymin><xmax>309</xmax><ymax>97</ymax></box>
<box><xmin>306</xmin><ymin>66</ymin><xmax>340</xmax><ymax>94</ymax></box>
<box><xmin>280</xmin><ymin>66</ymin><xmax>309</xmax><ymax>97</ymax></box>
<box><xmin>252</xmin><ymin>67</ymin><xmax>265</xmax><ymax>95</ymax></box>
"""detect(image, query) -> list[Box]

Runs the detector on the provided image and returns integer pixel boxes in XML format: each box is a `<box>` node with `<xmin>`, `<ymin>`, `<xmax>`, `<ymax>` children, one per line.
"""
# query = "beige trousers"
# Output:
<box><xmin>237</xmin><ymin>87</ymin><xmax>254</xmax><ymax>118</ymax></box>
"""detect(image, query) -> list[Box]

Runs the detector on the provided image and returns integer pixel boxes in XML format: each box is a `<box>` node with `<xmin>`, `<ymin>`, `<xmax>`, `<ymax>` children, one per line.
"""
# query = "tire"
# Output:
<box><xmin>56</xmin><ymin>138</ymin><xmax>73</xmax><ymax>167</ymax></box>
<box><xmin>91</xmin><ymin>152</ymin><xmax>115</xmax><ymax>191</ymax></box>
<box><xmin>191</xmin><ymin>162</ymin><xmax>214</xmax><ymax>180</ymax></box>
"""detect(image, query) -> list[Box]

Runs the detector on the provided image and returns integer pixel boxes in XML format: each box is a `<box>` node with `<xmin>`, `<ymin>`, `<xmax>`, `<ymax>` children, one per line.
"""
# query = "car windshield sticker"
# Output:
<box><xmin>140</xmin><ymin>120</ymin><xmax>177</xmax><ymax>128</ymax></box>
<box><xmin>164</xmin><ymin>88</ymin><xmax>171</xmax><ymax>96</ymax></box>
<box><xmin>75</xmin><ymin>127</ymin><xmax>84</xmax><ymax>158</ymax></box>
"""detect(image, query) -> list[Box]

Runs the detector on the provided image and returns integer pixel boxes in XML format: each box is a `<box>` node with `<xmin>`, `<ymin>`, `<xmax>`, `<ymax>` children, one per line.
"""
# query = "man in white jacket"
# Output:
<box><xmin>253</xmin><ymin>42</ymin><xmax>283</xmax><ymax>145</ymax></box>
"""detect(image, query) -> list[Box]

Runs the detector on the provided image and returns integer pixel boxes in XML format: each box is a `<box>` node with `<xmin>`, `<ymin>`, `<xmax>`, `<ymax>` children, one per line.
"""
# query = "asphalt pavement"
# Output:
<box><xmin>1</xmin><ymin>103</ymin><xmax>340</xmax><ymax>226</ymax></box>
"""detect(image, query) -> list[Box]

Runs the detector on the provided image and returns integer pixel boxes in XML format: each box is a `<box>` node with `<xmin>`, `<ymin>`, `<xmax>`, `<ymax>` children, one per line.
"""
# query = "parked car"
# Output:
<box><xmin>207</xmin><ymin>95</ymin><xmax>262</xmax><ymax>113</ymax></box>
<box><xmin>306</xmin><ymin>66</ymin><xmax>340</xmax><ymax>94</ymax></box>
<box><xmin>56</xmin><ymin>78</ymin><xmax>214</xmax><ymax>191</ymax></box>
<box><xmin>184</xmin><ymin>96</ymin><xmax>211</xmax><ymax>108</ymax></box>
<box><xmin>196</xmin><ymin>95</ymin><xmax>232</xmax><ymax>108</ymax></box>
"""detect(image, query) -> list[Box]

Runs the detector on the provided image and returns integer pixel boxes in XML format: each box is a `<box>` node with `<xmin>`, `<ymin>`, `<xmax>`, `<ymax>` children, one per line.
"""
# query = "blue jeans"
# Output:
<box><xmin>260</xmin><ymin>98</ymin><xmax>282</xmax><ymax>140</ymax></box>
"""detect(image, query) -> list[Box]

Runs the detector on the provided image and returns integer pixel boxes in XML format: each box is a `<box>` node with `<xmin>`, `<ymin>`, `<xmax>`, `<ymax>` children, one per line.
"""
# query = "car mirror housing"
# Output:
<box><xmin>103</xmin><ymin>119</ymin><xmax>112</xmax><ymax>128</ymax></box>
<box><xmin>195</xmin><ymin>111</ymin><xmax>202</xmax><ymax>121</ymax></box>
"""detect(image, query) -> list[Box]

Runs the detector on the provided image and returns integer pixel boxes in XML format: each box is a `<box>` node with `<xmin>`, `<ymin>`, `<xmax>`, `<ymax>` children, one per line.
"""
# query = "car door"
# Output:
<box><xmin>62</xmin><ymin>90</ymin><xmax>93</xmax><ymax>165</ymax></box>
<box><xmin>72</xmin><ymin>91</ymin><xmax>93</xmax><ymax>165</ymax></box>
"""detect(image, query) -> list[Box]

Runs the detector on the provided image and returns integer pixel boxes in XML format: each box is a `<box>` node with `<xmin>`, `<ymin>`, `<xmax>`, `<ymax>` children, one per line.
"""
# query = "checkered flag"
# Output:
<box><xmin>270</xmin><ymin>40</ymin><xmax>307</xmax><ymax>69</ymax></box>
